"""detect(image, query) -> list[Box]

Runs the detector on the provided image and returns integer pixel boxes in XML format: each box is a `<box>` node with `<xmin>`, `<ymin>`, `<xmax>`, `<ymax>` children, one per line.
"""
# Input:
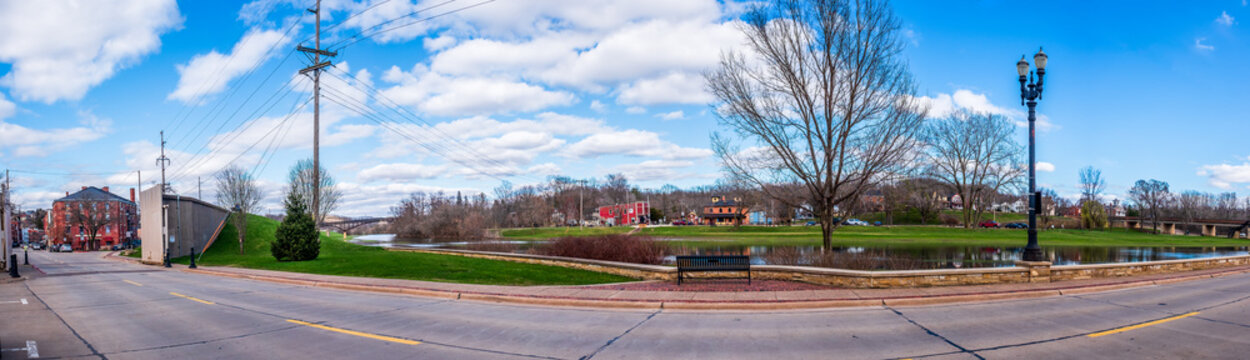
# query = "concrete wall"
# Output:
<box><xmin>139</xmin><ymin>185</ymin><xmax>230</xmax><ymax>264</ymax></box>
<box><xmin>401</xmin><ymin>248</ymin><xmax>1250</xmax><ymax>288</ymax></box>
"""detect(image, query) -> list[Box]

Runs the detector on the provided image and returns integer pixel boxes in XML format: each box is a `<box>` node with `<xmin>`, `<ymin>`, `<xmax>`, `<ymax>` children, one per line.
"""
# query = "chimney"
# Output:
<box><xmin>82</xmin><ymin>186</ymin><xmax>87</xmax><ymax>191</ymax></box>
<box><xmin>66</xmin><ymin>191</ymin><xmax>70</xmax><ymax>197</ymax></box>
<box><xmin>130</xmin><ymin>188</ymin><xmax>135</xmax><ymax>202</ymax></box>
<box><xmin>103</xmin><ymin>186</ymin><xmax>110</xmax><ymax>193</ymax></box>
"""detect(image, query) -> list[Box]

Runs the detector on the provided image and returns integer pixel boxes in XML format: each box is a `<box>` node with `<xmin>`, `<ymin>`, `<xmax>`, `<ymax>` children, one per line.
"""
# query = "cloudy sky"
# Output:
<box><xmin>0</xmin><ymin>0</ymin><xmax>1247</xmax><ymax>216</ymax></box>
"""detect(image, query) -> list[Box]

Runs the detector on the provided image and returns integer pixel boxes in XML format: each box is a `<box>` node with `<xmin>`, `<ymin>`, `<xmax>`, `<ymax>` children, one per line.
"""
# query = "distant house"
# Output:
<box><xmin>991</xmin><ymin>199</ymin><xmax>1027</xmax><ymax>213</ymax></box>
<box><xmin>860</xmin><ymin>190</ymin><xmax>885</xmax><ymax>212</ymax></box>
<box><xmin>597</xmin><ymin>202</ymin><xmax>650</xmax><ymax>226</ymax></box>
<box><xmin>747</xmin><ymin>210</ymin><xmax>772</xmax><ymax>225</ymax></box>
<box><xmin>701</xmin><ymin>196</ymin><xmax>747</xmax><ymax>226</ymax></box>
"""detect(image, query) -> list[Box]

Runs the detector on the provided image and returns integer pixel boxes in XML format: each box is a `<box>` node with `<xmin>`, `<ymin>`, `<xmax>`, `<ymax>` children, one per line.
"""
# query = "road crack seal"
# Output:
<box><xmin>25</xmin><ymin>282</ymin><xmax>107</xmax><ymax>360</ymax></box>
<box><xmin>887</xmin><ymin>306</ymin><xmax>984</xmax><ymax>360</ymax></box>
<box><xmin>579</xmin><ymin>309</ymin><xmax>661</xmax><ymax>360</ymax></box>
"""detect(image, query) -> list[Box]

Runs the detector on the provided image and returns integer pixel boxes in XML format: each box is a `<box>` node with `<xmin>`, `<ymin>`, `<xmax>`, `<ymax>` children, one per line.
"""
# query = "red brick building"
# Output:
<box><xmin>597</xmin><ymin>202</ymin><xmax>650</xmax><ymax>225</ymax></box>
<box><xmin>47</xmin><ymin>186</ymin><xmax>138</xmax><ymax>251</ymax></box>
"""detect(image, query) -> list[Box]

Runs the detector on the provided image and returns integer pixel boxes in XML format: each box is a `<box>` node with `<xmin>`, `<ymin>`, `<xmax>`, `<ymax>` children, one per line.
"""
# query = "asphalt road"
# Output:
<box><xmin>2</xmin><ymin>251</ymin><xmax>1249</xmax><ymax>359</ymax></box>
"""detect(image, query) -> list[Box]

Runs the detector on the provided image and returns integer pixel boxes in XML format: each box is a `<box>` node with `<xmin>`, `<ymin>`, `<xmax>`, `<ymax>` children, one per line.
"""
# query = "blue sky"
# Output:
<box><xmin>0</xmin><ymin>0</ymin><xmax>1247</xmax><ymax>216</ymax></box>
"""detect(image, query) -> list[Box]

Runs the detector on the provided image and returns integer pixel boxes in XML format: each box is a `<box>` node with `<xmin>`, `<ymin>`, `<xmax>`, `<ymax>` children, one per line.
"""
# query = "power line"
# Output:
<box><xmin>172</xmin><ymin>97</ymin><xmax>313</xmax><ymax>185</ymax></box>
<box><xmin>329</xmin><ymin>0</ymin><xmax>496</xmax><ymax>50</ymax></box>
<box><xmin>171</xmin><ymin>48</ymin><xmax>298</xmax><ymax>154</ymax></box>
<box><xmin>168</xmin><ymin>18</ymin><xmax>305</xmax><ymax>136</ymax></box>
<box><xmin>323</xmin><ymin>68</ymin><xmax>542</xmax><ymax>181</ymax></box>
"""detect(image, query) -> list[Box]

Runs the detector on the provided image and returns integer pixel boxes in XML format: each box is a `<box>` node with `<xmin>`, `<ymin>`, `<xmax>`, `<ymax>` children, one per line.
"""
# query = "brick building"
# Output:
<box><xmin>597</xmin><ymin>202</ymin><xmax>650</xmax><ymax>226</ymax></box>
<box><xmin>47</xmin><ymin>186</ymin><xmax>138</xmax><ymax>251</ymax></box>
<box><xmin>701</xmin><ymin>196</ymin><xmax>747</xmax><ymax>226</ymax></box>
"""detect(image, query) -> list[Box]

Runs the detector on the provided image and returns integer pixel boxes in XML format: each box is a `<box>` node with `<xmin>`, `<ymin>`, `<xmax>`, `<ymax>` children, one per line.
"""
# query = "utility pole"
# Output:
<box><xmin>298</xmin><ymin>0</ymin><xmax>335</xmax><ymax>225</ymax></box>
<box><xmin>157</xmin><ymin>131</ymin><xmax>170</xmax><ymax>193</ymax></box>
<box><xmin>2</xmin><ymin>169</ymin><xmax>8</xmax><ymax>271</ymax></box>
<box><xmin>157</xmin><ymin>131</ymin><xmax>171</xmax><ymax>266</ymax></box>
<box><xmin>197</xmin><ymin>176</ymin><xmax>202</xmax><ymax>199</ymax></box>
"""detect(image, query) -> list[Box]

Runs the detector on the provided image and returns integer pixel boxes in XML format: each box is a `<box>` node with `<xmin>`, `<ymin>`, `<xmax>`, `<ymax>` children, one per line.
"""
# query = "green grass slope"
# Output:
<box><xmin>184</xmin><ymin>214</ymin><xmax>632</xmax><ymax>286</ymax></box>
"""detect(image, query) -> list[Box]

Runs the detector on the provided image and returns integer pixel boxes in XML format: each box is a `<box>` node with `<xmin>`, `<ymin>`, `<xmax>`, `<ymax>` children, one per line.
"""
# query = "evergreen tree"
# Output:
<box><xmin>272</xmin><ymin>191</ymin><xmax>320</xmax><ymax>261</ymax></box>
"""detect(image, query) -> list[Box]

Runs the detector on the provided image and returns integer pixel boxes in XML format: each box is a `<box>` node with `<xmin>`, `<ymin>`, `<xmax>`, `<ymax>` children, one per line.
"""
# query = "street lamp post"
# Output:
<box><xmin>1017</xmin><ymin>48</ymin><xmax>1048</xmax><ymax>262</ymax></box>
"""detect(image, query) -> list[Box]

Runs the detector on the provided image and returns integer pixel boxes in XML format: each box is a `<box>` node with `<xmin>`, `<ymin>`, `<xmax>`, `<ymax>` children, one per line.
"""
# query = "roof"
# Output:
<box><xmin>56</xmin><ymin>187</ymin><xmax>134</xmax><ymax>205</ymax></box>
<box><xmin>702</xmin><ymin>213</ymin><xmax>745</xmax><ymax>219</ymax></box>
<box><xmin>710</xmin><ymin>199</ymin><xmax>738</xmax><ymax>207</ymax></box>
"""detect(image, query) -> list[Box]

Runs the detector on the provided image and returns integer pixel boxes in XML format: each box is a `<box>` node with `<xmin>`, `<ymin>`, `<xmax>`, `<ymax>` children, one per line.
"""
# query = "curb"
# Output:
<box><xmin>101</xmin><ymin>254</ymin><xmax>1250</xmax><ymax>311</ymax></box>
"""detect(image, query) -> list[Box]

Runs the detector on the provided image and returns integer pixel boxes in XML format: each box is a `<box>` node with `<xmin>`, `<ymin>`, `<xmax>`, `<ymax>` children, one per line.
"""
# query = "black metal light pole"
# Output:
<box><xmin>1017</xmin><ymin>48</ymin><xmax>1048</xmax><ymax>262</ymax></box>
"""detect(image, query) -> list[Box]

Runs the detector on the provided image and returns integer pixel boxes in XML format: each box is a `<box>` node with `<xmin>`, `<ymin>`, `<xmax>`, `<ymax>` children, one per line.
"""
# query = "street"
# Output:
<box><xmin>2</xmin><ymin>251</ymin><xmax>1249</xmax><ymax>359</ymax></box>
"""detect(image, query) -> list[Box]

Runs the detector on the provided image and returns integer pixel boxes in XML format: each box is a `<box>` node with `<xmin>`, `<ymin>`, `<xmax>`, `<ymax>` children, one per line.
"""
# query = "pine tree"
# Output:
<box><xmin>273</xmin><ymin>191</ymin><xmax>320</xmax><ymax>261</ymax></box>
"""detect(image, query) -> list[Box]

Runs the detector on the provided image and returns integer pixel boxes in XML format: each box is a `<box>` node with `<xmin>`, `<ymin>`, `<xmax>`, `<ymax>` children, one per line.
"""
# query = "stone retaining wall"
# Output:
<box><xmin>393</xmin><ymin>248</ymin><xmax>1250</xmax><ymax>289</ymax></box>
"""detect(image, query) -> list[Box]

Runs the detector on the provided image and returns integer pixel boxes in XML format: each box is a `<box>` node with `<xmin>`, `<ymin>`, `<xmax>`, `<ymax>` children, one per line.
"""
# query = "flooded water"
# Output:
<box><xmin>351</xmin><ymin>234</ymin><xmax>1250</xmax><ymax>270</ymax></box>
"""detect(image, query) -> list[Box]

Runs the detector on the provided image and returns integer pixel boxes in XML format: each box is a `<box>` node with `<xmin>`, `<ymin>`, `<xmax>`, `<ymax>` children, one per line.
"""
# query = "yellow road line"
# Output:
<box><xmin>123</xmin><ymin>280</ymin><xmax>143</xmax><ymax>287</ymax></box>
<box><xmin>169</xmin><ymin>292</ymin><xmax>215</xmax><ymax>305</ymax></box>
<box><xmin>286</xmin><ymin>319</ymin><xmax>421</xmax><ymax>346</ymax></box>
<box><xmin>1087</xmin><ymin>312</ymin><xmax>1200</xmax><ymax>338</ymax></box>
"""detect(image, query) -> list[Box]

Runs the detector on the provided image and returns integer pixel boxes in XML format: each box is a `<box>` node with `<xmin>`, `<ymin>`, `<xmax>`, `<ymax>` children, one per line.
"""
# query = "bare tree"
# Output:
<box><xmin>216</xmin><ymin>166</ymin><xmax>262</xmax><ymax>254</ymax></box>
<box><xmin>708</xmin><ymin>0</ymin><xmax>925</xmax><ymax>249</ymax></box>
<box><xmin>1129</xmin><ymin>179</ymin><xmax>1169</xmax><ymax>233</ymax></box>
<box><xmin>1078</xmin><ymin>166</ymin><xmax>1105</xmax><ymax>204</ymax></box>
<box><xmin>1038</xmin><ymin>187</ymin><xmax>1059</xmax><ymax>226</ymax></box>
<box><xmin>69</xmin><ymin>204</ymin><xmax>109</xmax><ymax>250</ymax></box>
<box><xmin>288</xmin><ymin>159</ymin><xmax>341</xmax><ymax>224</ymax></box>
<box><xmin>924</xmin><ymin>111</ymin><xmax>1023</xmax><ymax>228</ymax></box>
<box><xmin>1176</xmin><ymin>191</ymin><xmax>1207</xmax><ymax>235</ymax></box>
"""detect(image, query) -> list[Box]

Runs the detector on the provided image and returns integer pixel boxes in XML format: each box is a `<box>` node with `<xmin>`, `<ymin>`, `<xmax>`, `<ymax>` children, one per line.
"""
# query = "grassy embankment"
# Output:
<box><xmin>177</xmin><ymin>214</ymin><xmax>632</xmax><ymax>286</ymax></box>
<box><xmin>502</xmin><ymin>225</ymin><xmax>1250</xmax><ymax>248</ymax></box>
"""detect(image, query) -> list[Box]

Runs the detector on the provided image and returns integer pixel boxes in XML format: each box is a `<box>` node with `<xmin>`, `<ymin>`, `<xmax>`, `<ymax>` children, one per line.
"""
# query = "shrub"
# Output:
<box><xmin>538</xmin><ymin>235</ymin><xmax>667</xmax><ymax>265</ymax></box>
<box><xmin>272</xmin><ymin>192</ymin><xmax>320</xmax><ymax>261</ymax></box>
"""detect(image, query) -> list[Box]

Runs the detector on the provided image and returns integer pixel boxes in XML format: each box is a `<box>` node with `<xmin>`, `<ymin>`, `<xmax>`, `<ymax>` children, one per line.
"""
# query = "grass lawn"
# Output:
<box><xmin>503</xmin><ymin>225</ymin><xmax>1250</xmax><ymax>248</ymax></box>
<box><xmin>858</xmin><ymin>209</ymin><xmax>1027</xmax><ymax>225</ymax></box>
<box><xmin>178</xmin><ymin>214</ymin><xmax>632</xmax><ymax>286</ymax></box>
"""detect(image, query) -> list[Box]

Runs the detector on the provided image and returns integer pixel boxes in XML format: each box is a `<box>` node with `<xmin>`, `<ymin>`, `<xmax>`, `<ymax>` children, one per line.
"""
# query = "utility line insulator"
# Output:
<box><xmin>296</xmin><ymin>46</ymin><xmax>338</xmax><ymax>57</ymax></box>
<box><xmin>299</xmin><ymin>61</ymin><xmax>333</xmax><ymax>75</ymax></box>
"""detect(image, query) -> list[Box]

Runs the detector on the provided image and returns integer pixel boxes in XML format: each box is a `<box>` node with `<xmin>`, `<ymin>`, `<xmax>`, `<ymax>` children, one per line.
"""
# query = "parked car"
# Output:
<box><xmin>805</xmin><ymin>221</ymin><xmax>818</xmax><ymax>226</ymax></box>
<box><xmin>110</xmin><ymin>244</ymin><xmax>123</xmax><ymax>251</ymax></box>
<box><xmin>844</xmin><ymin>219</ymin><xmax>868</xmax><ymax>226</ymax></box>
<box><xmin>978</xmin><ymin>220</ymin><xmax>1000</xmax><ymax>228</ymax></box>
<box><xmin>29</xmin><ymin>242</ymin><xmax>43</xmax><ymax>250</ymax></box>
<box><xmin>1004</xmin><ymin>222</ymin><xmax>1027</xmax><ymax>229</ymax></box>
<box><xmin>873</xmin><ymin>221</ymin><xmax>883</xmax><ymax>226</ymax></box>
<box><xmin>57</xmin><ymin>244</ymin><xmax>72</xmax><ymax>252</ymax></box>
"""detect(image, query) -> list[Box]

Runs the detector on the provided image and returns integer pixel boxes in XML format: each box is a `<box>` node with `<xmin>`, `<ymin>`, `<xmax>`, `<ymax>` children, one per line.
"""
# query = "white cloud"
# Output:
<box><xmin>617</xmin><ymin>72</ymin><xmax>714</xmax><ymax>105</ymax></box>
<box><xmin>1217</xmin><ymin>11</ymin><xmax>1236</xmax><ymax>26</ymax></box>
<box><xmin>1036</xmin><ymin>162</ymin><xmax>1055</xmax><ymax>172</ymax></box>
<box><xmin>655</xmin><ymin>110</ymin><xmax>685</xmax><ymax>121</ymax></box>
<box><xmin>358</xmin><ymin>163</ymin><xmax>446</xmax><ymax>182</ymax></box>
<box><xmin>613</xmin><ymin>159</ymin><xmax>696</xmax><ymax>181</ymax></box>
<box><xmin>0</xmin><ymin>92</ymin><xmax>14</xmax><ymax>120</ymax></box>
<box><xmin>1195</xmin><ymin>37</ymin><xmax>1215</xmax><ymax>51</ymax></box>
<box><xmin>626</xmin><ymin>106</ymin><xmax>647</xmax><ymax>114</ymax></box>
<box><xmin>0</xmin><ymin>0</ymin><xmax>182</xmax><ymax>103</ymax></box>
<box><xmin>423</xmin><ymin>35</ymin><xmax>456</xmax><ymax>51</ymax></box>
<box><xmin>169</xmin><ymin>26</ymin><xmax>294</xmax><ymax>103</ymax></box>
<box><xmin>914</xmin><ymin>89</ymin><xmax>1059</xmax><ymax>132</ymax></box>
<box><xmin>565</xmin><ymin>129</ymin><xmax>712</xmax><ymax>160</ymax></box>
<box><xmin>379</xmin><ymin>65</ymin><xmax>575</xmax><ymax>116</ymax></box>
<box><xmin>1198</xmin><ymin>160</ymin><xmax>1250</xmax><ymax>189</ymax></box>
<box><xmin>0</xmin><ymin>110</ymin><xmax>110</xmax><ymax>158</ymax></box>
<box><xmin>589</xmin><ymin>100</ymin><xmax>606</xmax><ymax>113</ymax></box>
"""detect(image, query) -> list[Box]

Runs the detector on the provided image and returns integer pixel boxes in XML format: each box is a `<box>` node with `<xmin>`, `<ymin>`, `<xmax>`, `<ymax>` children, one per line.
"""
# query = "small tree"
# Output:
<box><xmin>216</xmin><ymin>166</ymin><xmax>262</xmax><ymax>254</ymax></box>
<box><xmin>272</xmin><ymin>192</ymin><xmax>319</xmax><ymax>261</ymax></box>
<box><xmin>1080</xmin><ymin>200</ymin><xmax>1107</xmax><ymax>229</ymax></box>
<box><xmin>288</xmin><ymin>159</ymin><xmax>342</xmax><ymax>225</ymax></box>
<box><xmin>69</xmin><ymin>203</ymin><xmax>109</xmax><ymax>250</ymax></box>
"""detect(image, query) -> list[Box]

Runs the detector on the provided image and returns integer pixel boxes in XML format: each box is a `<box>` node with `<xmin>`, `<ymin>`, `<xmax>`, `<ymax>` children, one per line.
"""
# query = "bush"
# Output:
<box><xmin>272</xmin><ymin>192</ymin><xmax>320</xmax><ymax>261</ymax></box>
<box><xmin>538</xmin><ymin>235</ymin><xmax>667</xmax><ymax>265</ymax></box>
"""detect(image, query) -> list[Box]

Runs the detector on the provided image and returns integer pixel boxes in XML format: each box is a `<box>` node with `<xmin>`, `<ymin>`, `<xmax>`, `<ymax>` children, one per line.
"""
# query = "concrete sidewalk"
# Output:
<box><xmin>105</xmin><ymin>252</ymin><xmax>1250</xmax><ymax>310</ymax></box>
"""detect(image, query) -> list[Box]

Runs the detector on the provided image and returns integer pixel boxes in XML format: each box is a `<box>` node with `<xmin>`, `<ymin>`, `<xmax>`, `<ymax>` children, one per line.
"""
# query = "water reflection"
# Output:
<box><xmin>350</xmin><ymin>234</ymin><xmax>1249</xmax><ymax>270</ymax></box>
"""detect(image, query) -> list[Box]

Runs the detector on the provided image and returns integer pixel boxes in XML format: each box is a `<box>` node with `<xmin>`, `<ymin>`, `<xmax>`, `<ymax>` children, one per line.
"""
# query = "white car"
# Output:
<box><xmin>844</xmin><ymin>219</ymin><xmax>869</xmax><ymax>226</ymax></box>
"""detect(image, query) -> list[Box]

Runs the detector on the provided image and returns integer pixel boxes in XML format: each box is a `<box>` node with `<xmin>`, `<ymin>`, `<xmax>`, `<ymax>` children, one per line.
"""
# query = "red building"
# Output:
<box><xmin>47</xmin><ymin>186</ymin><xmax>138</xmax><ymax>251</ymax></box>
<box><xmin>598</xmin><ymin>202</ymin><xmax>650</xmax><ymax>225</ymax></box>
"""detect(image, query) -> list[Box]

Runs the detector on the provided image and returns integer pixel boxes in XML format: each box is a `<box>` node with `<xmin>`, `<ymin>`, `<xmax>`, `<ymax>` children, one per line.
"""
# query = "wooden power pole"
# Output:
<box><xmin>298</xmin><ymin>0</ymin><xmax>335</xmax><ymax>224</ymax></box>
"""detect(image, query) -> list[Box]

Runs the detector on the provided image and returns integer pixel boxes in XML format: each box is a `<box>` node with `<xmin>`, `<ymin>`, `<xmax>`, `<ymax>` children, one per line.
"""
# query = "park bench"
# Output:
<box><xmin>675</xmin><ymin>255</ymin><xmax>751</xmax><ymax>285</ymax></box>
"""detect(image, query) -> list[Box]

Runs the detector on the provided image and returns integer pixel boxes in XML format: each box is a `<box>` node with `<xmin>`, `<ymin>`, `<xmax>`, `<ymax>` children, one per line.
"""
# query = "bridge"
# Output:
<box><xmin>1110</xmin><ymin>216</ymin><xmax>1250</xmax><ymax>239</ymax></box>
<box><xmin>320</xmin><ymin>217</ymin><xmax>394</xmax><ymax>234</ymax></box>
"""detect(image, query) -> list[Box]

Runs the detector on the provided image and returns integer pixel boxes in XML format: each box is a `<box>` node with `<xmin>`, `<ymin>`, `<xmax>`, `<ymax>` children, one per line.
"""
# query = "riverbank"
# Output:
<box><xmin>502</xmin><ymin>225</ymin><xmax>1250</xmax><ymax>248</ymax></box>
<box><xmin>180</xmin><ymin>214</ymin><xmax>632</xmax><ymax>286</ymax></box>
